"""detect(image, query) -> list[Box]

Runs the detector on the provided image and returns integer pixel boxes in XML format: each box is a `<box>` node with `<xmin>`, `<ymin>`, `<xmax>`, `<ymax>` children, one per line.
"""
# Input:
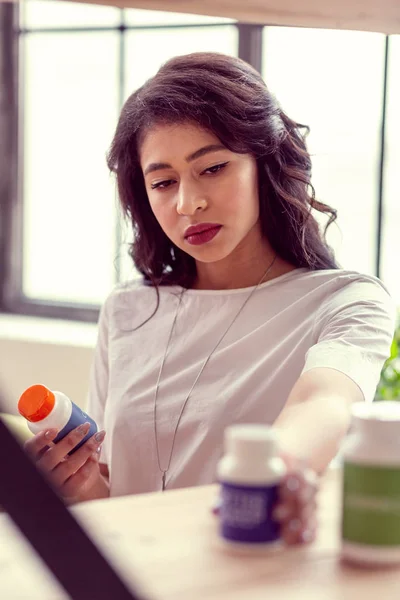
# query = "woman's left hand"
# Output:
<box><xmin>273</xmin><ymin>455</ymin><xmax>319</xmax><ymax>545</ymax></box>
<box><xmin>212</xmin><ymin>454</ymin><xmax>319</xmax><ymax>546</ymax></box>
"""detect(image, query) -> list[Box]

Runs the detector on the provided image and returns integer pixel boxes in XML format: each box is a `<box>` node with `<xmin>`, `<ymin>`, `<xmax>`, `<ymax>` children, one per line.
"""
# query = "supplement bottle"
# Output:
<box><xmin>342</xmin><ymin>401</ymin><xmax>400</xmax><ymax>566</ymax></box>
<box><xmin>217</xmin><ymin>424</ymin><xmax>286</xmax><ymax>550</ymax></box>
<box><xmin>18</xmin><ymin>384</ymin><xmax>97</xmax><ymax>454</ymax></box>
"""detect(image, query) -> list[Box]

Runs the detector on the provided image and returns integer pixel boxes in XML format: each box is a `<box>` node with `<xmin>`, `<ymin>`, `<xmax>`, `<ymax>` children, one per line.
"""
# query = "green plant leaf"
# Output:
<box><xmin>390</xmin><ymin>337</ymin><xmax>398</xmax><ymax>360</ymax></box>
<box><xmin>373</xmin><ymin>314</ymin><xmax>400</xmax><ymax>402</ymax></box>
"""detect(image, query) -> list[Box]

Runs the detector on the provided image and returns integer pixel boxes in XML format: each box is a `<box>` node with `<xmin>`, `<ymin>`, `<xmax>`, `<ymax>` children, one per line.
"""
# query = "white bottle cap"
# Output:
<box><xmin>225</xmin><ymin>424</ymin><xmax>278</xmax><ymax>460</ymax></box>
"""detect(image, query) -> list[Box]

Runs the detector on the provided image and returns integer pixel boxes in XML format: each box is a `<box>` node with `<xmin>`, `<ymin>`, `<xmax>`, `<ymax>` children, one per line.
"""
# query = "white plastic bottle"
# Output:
<box><xmin>18</xmin><ymin>384</ymin><xmax>97</xmax><ymax>454</ymax></box>
<box><xmin>217</xmin><ymin>424</ymin><xmax>286</xmax><ymax>550</ymax></box>
<box><xmin>341</xmin><ymin>401</ymin><xmax>400</xmax><ymax>566</ymax></box>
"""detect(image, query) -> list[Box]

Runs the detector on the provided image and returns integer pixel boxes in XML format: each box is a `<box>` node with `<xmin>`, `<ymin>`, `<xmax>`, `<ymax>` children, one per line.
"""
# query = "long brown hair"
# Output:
<box><xmin>107</xmin><ymin>52</ymin><xmax>338</xmax><ymax>290</ymax></box>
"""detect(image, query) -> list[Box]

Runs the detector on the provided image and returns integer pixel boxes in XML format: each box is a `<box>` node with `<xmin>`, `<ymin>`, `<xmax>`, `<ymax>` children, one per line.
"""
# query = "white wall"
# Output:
<box><xmin>0</xmin><ymin>314</ymin><xmax>97</xmax><ymax>415</ymax></box>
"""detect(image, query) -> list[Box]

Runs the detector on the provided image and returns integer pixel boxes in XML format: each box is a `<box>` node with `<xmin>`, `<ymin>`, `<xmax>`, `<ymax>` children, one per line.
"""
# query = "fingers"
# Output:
<box><xmin>274</xmin><ymin>468</ymin><xmax>319</xmax><ymax>546</ymax></box>
<box><xmin>280</xmin><ymin>468</ymin><xmax>318</xmax><ymax>501</ymax></box>
<box><xmin>50</xmin><ymin>431</ymin><xmax>106</xmax><ymax>488</ymax></box>
<box><xmin>280</xmin><ymin>514</ymin><xmax>318</xmax><ymax>546</ymax></box>
<box><xmin>24</xmin><ymin>428</ymin><xmax>58</xmax><ymax>461</ymax></box>
<box><xmin>23</xmin><ymin>424</ymin><xmax>107</xmax><ymax>504</ymax></box>
<box><xmin>61</xmin><ymin>455</ymin><xmax>100</xmax><ymax>501</ymax></box>
<box><xmin>37</xmin><ymin>423</ymin><xmax>92</xmax><ymax>471</ymax></box>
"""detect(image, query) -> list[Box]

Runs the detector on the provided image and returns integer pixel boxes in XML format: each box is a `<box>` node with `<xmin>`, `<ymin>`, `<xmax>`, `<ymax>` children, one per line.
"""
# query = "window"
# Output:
<box><xmin>23</xmin><ymin>0</ymin><xmax>120</xmax><ymax>27</ymax></box>
<box><xmin>1</xmin><ymin>1</ymin><xmax>398</xmax><ymax>321</ymax></box>
<box><xmin>9</xmin><ymin>1</ymin><xmax>238</xmax><ymax>317</ymax></box>
<box><xmin>263</xmin><ymin>27</ymin><xmax>385</xmax><ymax>276</ymax></box>
<box><xmin>22</xmin><ymin>31</ymin><xmax>120</xmax><ymax>304</ymax></box>
<box><xmin>381</xmin><ymin>36</ymin><xmax>400</xmax><ymax>302</ymax></box>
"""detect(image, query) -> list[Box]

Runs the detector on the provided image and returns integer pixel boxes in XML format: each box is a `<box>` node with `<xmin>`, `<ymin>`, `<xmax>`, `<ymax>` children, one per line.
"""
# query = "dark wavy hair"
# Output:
<box><xmin>107</xmin><ymin>52</ymin><xmax>338</xmax><ymax>289</ymax></box>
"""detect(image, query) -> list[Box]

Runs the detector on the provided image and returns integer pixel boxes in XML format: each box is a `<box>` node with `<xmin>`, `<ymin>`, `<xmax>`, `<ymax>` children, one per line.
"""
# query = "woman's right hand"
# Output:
<box><xmin>24</xmin><ymin>423</ymin><xmax>108</xmax><ymax>504</ymax></box>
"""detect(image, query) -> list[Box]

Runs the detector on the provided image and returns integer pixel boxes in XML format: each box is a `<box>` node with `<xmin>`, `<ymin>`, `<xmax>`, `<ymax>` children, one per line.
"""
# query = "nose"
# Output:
<box><xmin>176</xmin><ymin>182</ymin><xmax>208</xmax><ymax>216</ymax></box>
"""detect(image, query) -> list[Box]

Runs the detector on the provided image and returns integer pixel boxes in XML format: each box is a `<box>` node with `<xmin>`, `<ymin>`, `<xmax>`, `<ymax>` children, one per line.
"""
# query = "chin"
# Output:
<box><xmin>184</xmin><ymin>246</ymin><xmax>234</xmax><ymax>264</ymax></box>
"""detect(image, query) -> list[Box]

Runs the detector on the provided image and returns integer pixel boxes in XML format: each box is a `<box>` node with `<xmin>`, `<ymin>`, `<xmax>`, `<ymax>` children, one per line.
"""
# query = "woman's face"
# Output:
<box><xmin>140</xmin><ymin>122</ymin><xmax>262</xmax><ymax>264</ymax></box>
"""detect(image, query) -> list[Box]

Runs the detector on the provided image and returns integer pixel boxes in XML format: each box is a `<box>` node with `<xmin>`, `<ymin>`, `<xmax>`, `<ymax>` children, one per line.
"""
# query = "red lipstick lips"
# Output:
<box><xmin>184</xmin><ymin>223</ymin><xmax>222</xmax><ymax>246</ymax></box>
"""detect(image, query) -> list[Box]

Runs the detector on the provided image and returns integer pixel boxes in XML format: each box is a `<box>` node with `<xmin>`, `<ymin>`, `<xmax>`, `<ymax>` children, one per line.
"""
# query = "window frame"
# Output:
<box><xmin>0</xmin><ymin>2</ymin><xmax>391</xmax><ymax>323</ymax></box>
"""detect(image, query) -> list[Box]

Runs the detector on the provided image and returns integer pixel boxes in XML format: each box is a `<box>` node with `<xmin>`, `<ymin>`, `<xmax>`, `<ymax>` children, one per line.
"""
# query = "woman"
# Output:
<box><xmin>25</xmin><ymin>52</ymin><xmax>395</xmax><ymax>545</ymax></box>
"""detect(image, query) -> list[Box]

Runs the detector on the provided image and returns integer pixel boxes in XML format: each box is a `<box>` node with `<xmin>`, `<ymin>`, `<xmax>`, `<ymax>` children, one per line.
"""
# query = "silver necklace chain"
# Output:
<box><xmin>153</xmin><ymin>255</ymin><xmax>278</xmax><ymax>491</ymax></box>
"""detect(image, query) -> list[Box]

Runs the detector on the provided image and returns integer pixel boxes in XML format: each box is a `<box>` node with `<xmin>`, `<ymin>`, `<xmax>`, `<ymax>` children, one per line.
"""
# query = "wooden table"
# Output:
<box><xmin>0</xmin><ymin>468</ymin><xmax>399</xmax><ymax>599</ymax></box>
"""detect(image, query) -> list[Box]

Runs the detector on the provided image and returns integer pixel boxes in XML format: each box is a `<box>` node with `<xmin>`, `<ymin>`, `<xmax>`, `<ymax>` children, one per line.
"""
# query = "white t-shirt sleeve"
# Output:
<box><xmin>302</xmin><ymin>276</ymin><xmax>396</xmax><ymax>401</ymax></box>
<box><xmin>86</xmin><ymin>295</ymin><xmax>111</xmax><ymax>464</ymax></box>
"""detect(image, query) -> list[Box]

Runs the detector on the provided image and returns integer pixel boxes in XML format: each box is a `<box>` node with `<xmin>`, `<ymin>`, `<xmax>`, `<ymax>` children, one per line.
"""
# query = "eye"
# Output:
<box><xmin>202</xmin><ymin>162</ymin><xmax>229</xmax><ymax>176</ymax></box>
<box><xmin>150</xmin><ymin>179</ymin><xmax>175</xmax><ymax>190</ymax></box>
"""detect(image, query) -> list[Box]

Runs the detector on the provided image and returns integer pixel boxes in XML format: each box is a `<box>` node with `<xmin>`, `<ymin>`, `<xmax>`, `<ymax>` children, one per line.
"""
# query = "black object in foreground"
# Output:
<box><xmin>0</xmin><ymin>418</ymin><xmax>145</xmax><ymax>600</ymax></box>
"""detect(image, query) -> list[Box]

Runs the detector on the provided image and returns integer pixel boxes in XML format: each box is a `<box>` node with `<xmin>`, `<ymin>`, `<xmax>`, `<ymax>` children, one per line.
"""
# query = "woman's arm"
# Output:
<box><xmin>270</xmin><ymin>279</ymin><xmax>394</xmax><ymax>543</ymax></box>
<box><xmin>274</xmin><ymin>367</ymin><xmax>363</xmax><ymax>474</ymax></box>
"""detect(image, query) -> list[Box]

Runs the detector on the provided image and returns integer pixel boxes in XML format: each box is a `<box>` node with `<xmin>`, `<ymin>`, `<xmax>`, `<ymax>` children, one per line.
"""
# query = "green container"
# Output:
<box><xmin>341</xmin><ymin>402</ymin><xmax>400</xmax><ymax>566</ymax></box>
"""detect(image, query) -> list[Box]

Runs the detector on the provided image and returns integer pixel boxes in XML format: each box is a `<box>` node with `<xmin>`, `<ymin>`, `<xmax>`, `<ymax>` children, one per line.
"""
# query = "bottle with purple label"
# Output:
<box><xmin>18</xmin><ymin>384</ymin><xmax>97</xmax><ymax>454</ymax></box>
<box><xmin>217</xmin><ymin>424</ymin><xmax>286</xmax><ymax>550</ymax></box>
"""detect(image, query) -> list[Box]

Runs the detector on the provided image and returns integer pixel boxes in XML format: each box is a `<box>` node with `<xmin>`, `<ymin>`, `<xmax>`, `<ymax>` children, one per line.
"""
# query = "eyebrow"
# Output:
<box><xmin>143</xmin><ymin>144</ymin><xmax>226</xmax><ymax>176</ymax></box>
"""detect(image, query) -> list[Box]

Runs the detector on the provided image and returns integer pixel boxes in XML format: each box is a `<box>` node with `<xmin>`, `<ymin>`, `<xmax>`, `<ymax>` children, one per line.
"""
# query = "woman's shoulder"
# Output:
<box><xmin>292</xmin><ymin>268</ymin><xmax>396</xmax><ymax>321</ymax></box>
<box><xmin>290</xmin><ymin>267</ymin><xmax>392</xmax><ymax>298</ymax></box>
<box><xmin>109</xmin><ymin>276</ymin><xmax>150</xmax><ymax>298</ymax></box>
<box><xmin>99</xmin><ymin>277</ymin><xmax>177</xmax><ymax>330</ymax></box>
<box><xmin>99</xmin><ymin>278</ymin><xmax>146</xmax><ymax>312</ymax></box>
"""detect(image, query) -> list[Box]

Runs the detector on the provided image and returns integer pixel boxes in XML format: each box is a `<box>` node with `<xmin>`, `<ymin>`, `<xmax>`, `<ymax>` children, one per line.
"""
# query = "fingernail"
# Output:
<box><xmin>94</xmin><ymin>430</ymin><xmax>106</xmax><ymax>443</ymax></box>
<box><xmin>211</xmin><ymin>497</ymin><xmax>222</xmax><ymax>516</ymax></box>
<box><xmin>92</xmin><ymin>447</ymin><xmax>101</xmax><ymax>459</ymax></box>
<box><xmin>76</xmin><ymin>422</ymin><xmax>90</xmax><ymax>435</ymax></box>
<box><xmin>286</xmin><ymin>476</ymin><xmax>301</xmax><ymax>493</ymax></box>
<box><xmin>273</xmin><ymin>504</ymin><xmax>291</xmax><ymax>521</ymax></box>
<box><xmin>45</xmin><ymin>428</ymin><xmax>58</xmax><ymax>440</ymax></box>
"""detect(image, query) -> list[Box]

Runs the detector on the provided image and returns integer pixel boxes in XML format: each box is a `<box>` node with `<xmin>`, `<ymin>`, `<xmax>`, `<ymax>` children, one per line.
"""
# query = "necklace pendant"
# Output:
<box><xmin>162</xmin><ymin>471</ymin><xmax>166</xmax><ymax>492</ymax></box>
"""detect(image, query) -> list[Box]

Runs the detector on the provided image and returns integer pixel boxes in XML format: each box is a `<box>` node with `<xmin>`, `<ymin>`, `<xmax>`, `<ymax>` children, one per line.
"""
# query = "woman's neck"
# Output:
<box><xmin>193</xmin><ymin>247</ymin><xmax>294</xmax><ymax>291</ymax></box>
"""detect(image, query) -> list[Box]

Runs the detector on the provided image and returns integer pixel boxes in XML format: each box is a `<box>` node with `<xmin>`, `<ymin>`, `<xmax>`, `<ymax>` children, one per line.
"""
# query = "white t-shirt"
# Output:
<box><xmin>87</xmin><ymin>268</ymin><xmax>396</xmax><ymax>497</ymax></box>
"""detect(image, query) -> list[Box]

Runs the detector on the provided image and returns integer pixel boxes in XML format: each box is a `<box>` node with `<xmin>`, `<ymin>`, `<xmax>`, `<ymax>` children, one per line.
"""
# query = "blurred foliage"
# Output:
<box><xmin>375</xmin><ymin>321</ymin><xmax>400</xmax><ymax>401</ymax></box>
